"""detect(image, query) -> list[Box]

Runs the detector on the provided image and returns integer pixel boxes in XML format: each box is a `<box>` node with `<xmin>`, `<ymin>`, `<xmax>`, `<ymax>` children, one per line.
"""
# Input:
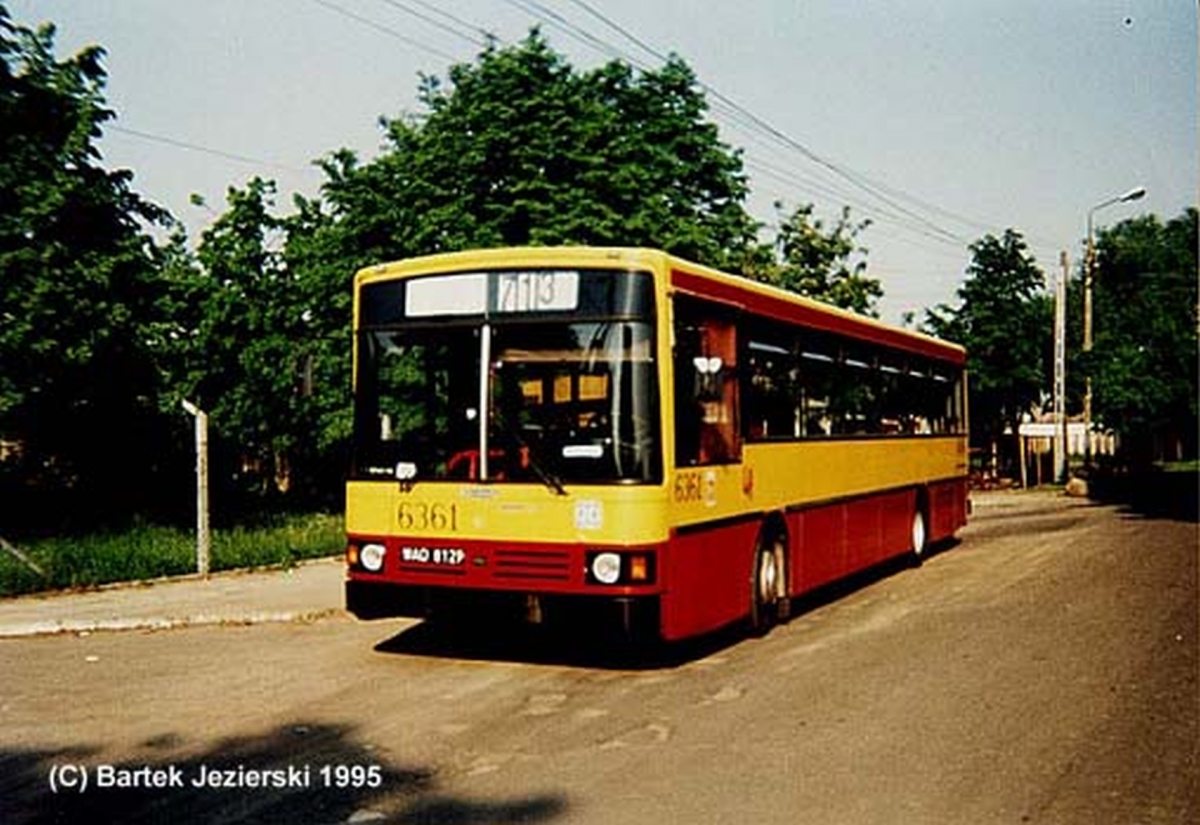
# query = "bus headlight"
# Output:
<box><xmin>590</xmin><ymin>552</ymin><xmax>621</xmax><ymax>585</ymax></box>
<box><xmin>360</xmin><ymin>543</ymin><xmax>386</xmax><ymax>573</ymax></box>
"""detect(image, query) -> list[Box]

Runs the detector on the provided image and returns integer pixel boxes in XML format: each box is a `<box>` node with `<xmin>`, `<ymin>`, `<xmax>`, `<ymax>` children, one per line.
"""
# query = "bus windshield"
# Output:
<box><xmin>353</xmin><ymin>319</ymin><xmax>661</xmax><ymax>485</ymax></box>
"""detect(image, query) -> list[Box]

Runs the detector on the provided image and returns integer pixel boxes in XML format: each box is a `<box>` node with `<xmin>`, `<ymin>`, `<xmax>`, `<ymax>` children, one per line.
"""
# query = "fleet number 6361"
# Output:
<box><xmin>397</xmin><ymin>502</ymin><xmax>459</xmax><ymax>531</ymax></box>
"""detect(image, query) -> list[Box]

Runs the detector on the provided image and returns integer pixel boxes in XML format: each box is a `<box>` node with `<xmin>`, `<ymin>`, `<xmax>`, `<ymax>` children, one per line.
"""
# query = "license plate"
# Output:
<box><xmin>400</xmin><ymin>546</ymin><xmax>465</xmax><ymax>566</ymax></box>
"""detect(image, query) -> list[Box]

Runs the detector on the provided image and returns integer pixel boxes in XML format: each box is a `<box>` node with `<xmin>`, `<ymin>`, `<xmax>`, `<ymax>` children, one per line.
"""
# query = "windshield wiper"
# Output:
<box><xmin>492</xmin><ymin>410</ymin><xmax>567</xmax><ymax>496</ymax></box>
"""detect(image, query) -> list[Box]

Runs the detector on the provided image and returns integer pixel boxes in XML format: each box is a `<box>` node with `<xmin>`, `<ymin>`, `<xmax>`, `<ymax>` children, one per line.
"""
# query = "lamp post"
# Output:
<box><xmin>1083</xmin><ymin>186</ymin><xmax>1146</xmax><ymax>467</ymax></box>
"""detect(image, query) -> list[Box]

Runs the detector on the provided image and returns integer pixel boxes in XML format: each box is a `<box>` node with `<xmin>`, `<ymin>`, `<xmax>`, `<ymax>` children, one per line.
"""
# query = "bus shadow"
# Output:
<box><xmin>374</xmin><ymin>547</ymin><xmax>948</xmax><ymax>669</ymax></box>
<box><xmin>374</xmin><ymin>616</ymin><xmax>751</xmax><ymax>671</ymax></box>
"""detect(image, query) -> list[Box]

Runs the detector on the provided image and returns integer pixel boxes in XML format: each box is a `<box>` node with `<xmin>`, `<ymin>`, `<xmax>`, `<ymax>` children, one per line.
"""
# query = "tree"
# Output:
<box><xmin>0</xmin><ymin>7</ymin><xmax>175</xmax><ymax>523</ymax></box>
<box><xmin>1087</xmin><ymin>208</ymin><xmax>1198</xmax><ymax>463</ymax></box>
<box><xmin>316</xmin><ymin>30</ymin><xmax>759</xmax><ymax>270</ymax></box>
<box><xmin>924</xmin><ymin>229</ymin><xmax>1050</xmax><ymax>475</ymax></box>
<box><xmin>166</xmin><ymin>179</ymin><xmax>350</xmax><ymax>507</ymax></box>
<box><xmin>751</xmin><ymin>202</ymin><xmax>881</xmax><ymax>315</ymax></box>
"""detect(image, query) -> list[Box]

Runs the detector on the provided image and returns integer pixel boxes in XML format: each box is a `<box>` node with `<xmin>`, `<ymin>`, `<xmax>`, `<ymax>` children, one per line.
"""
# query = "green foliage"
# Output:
<box><xmin>751</xmin><ymin>202</ymin><xmax>882</xmax><ymax>315</ymax></box>
<box><xmin>0</xmin><ymin>8</ymin><xmax>176</xmax><ymax>519</ymax></box>
<box><xmin>924</xmin><ymin>229</ymin><xmax>1050</xmax><ymax>455</ymax></box>
<box><xmin>163</xmin><ymin>179</ymin><xmax>352</xmax><ymax>503</ymax></box>
<box><xmin>317</xmin><ymin>30</ymin><xmax>759</xmax><ymax>269</ymax></box>
<box><xmin>1088</xmin><ymin>208</ymin><xmax>1198</xmax><ymax>461</ymax></box>
<box><xmin>0</xmin><ymin>513</ymin><xmax>343</xmax><ymax>596</ymax></box>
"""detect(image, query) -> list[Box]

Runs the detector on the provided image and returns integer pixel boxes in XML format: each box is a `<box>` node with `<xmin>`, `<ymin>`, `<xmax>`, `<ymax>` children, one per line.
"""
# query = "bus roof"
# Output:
<box><xmin>353</xmin><ymin>246</ymin><xmax>670</xmax><ymax>285</ymax></box>
<box><xmin>355</xmin><ymin>246</ymin><xmax>965</xmax><ymax>366</ymax></box>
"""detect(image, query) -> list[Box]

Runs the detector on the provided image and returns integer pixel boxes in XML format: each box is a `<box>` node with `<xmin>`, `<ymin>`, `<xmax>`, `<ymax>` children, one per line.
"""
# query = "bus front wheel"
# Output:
<box><xmin>750</xmin><ymin>528</ymin><xmax>788</xmax><ymax>635</ymax></box>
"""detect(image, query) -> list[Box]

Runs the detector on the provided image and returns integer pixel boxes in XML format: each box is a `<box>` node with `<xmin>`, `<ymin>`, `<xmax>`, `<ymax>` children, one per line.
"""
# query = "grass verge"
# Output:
<box><xmin>0</xmin><ymin>513</ymin><xmax>344</xmax><ymax>598</ymax></box>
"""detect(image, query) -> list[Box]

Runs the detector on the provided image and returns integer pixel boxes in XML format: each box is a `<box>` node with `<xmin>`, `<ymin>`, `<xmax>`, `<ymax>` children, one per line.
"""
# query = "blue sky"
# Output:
<box><xmin>10</xmin><ymin>0</ymin><xmax>1196</xmax><ymax>322</ymax></box>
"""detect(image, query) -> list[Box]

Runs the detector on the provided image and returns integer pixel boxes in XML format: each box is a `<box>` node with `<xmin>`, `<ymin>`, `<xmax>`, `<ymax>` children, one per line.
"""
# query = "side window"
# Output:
<box><xmin>836</xmin><ymin>344</ymin><xmax>878</xmax><ymax>434</ymax></box>
<box><xmin>674</xmin><ymin>298</ymin><xmax>740</xmax><ymax>466</ymax></box>
<box><xmin>798</xmin><ymin>333</ymin><xmax>838</xmax><ymax>437</ymax></box>
<box><xmin>743</xmin><ymin>324</ymin><xmax>799</xmax><ymax>441</ymax></box>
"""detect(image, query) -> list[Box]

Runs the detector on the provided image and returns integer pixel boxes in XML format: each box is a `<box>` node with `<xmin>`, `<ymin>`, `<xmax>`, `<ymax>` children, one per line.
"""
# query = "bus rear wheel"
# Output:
<box><xmin>750</xmin><ymin>529</ymin><xmax>788</xmax><ymax>635</ymax></box>
<box><xmin>910</xmin><ymin>507</ymin><xmax>928</xmax><ymax>564</ymax></box>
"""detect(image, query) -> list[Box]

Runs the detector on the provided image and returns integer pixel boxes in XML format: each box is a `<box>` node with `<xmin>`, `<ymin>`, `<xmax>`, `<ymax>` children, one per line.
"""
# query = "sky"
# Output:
<box><xmin>8</xmin><ymin>0</ymin><xmax>1197</xmax><ymax>323</ymax></box>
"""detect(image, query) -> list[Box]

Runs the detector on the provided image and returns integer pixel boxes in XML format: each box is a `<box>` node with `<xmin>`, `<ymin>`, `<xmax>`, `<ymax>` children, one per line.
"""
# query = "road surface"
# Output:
<box><xmin>1</xmin><ymin>490</ymin><xmax>1195</xmax><ymax>824</ymax></box>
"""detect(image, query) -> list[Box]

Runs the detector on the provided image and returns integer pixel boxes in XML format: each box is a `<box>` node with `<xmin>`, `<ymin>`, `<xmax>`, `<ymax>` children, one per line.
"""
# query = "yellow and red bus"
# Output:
<box><xmin>345</xmin><ymin>247</ymin><xmax>968</xmax><ymax>640</ymax></box>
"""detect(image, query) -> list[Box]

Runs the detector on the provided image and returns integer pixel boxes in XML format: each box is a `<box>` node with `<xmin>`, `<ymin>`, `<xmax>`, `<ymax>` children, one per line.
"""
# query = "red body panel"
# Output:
<box><xmin>660</xmin><ymin>519</ymin><xmax>760</xmax><ymax>641</ymax></box>
<box><xmin>347</xmin><ymin>536</ymin><xmax>661</xmax><ymax>599</ymax></box>
<box><xmin>791</xmin><ymin>488</ymin><xmax>918</xmax><ymax>592</ymax></box>
<box><xmin>929</xmin><ymin>478</ymin><xmax>968</xmax><ymax>542</ymax></box>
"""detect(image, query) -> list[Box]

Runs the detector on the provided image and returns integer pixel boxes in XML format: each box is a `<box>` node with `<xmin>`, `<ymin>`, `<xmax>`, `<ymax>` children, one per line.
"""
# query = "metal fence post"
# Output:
<box><xmin>181</xmin><ymin>400</ymin><xmax>210</xmax><ymax>577</ymax></box>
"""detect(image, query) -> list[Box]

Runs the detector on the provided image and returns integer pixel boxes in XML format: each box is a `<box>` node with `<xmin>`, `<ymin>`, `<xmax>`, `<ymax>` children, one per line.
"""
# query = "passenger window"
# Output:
<box><xmin>674</xmin><ymin>298</ymin><xmax>740</xmax><ymax>466</ymax></box>
<box><xmin>744</xmin><ymin>330</ymin><xmax>799</xmax><ymax>441</ymax></box>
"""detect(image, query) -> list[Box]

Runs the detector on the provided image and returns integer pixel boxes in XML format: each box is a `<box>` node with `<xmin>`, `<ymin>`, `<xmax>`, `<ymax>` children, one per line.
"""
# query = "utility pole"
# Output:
<box><xmin>1054</xmin><ymin>251</ymin><xmax>1068</xmax><ymax>482</ymax></box>
<box><xmin>1083</xmin><ymin>234</ymin><xmax>1095</xmax><ymax>467</ymax></box>
<box><xmin>181</xmin><ymin>400</ymin><xmax>210</xmax><ymax>578</ymax></box>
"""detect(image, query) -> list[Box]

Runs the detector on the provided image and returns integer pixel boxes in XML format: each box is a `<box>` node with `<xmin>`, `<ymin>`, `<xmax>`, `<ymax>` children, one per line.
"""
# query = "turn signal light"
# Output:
<box><xmin>629</xmin><ymin>555</ymin><xmax>648</xmax><ymax>582</ymax></box>
<box><xmin>586</xmin><ymin>550</ymin><xmax>656</xmax><ymax>585</ymax></box>
<box><xmin>346</xmin><ymin>545</ymin><xmax>360</xmax><ymax>567</ymax></box>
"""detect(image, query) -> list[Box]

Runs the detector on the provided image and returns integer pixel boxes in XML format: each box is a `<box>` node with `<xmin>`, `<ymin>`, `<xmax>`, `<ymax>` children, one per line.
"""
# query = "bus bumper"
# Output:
<box><xmin>346</xmin><ymin>579</ymin><xmax>661</xmax><ymax>638</ymax></box>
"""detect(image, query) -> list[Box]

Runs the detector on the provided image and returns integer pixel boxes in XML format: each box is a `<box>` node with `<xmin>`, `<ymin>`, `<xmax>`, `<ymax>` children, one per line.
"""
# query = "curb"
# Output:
<box><xmin>0</xmin><ymin>557</ymin><xmax>347</xmax><ymax>639</ymax></box>
<box><xmin>0</xmin><ymin>607</ymin><xmax>347</xmax><ymax>639</ymax></box>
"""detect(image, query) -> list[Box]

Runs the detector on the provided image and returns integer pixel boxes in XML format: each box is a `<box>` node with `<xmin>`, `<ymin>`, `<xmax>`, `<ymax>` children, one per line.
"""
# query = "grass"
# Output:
<box><xmin>1158</xmin><ymin>459</ymin><xmax>1200</xmax><ymax>473</ymax></box>
<box><xmin>0</xmin><ymin>513</ymin><xmax>344</xmax><ymax>598</ymax></box>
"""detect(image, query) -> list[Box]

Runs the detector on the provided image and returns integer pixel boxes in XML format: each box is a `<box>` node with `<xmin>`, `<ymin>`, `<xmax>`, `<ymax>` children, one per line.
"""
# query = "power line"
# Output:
<box><xmin>562</xmin><ymin>0</ymin><xmax>662</xmax><ymax>65</ymax></box>
<box><xmin>555</xmin><ymin>0</ymin><xmax>982</xmax><ymax>247</ymax></box>
<box><xmin>498</xmin><ymin>0</ymin><xmax>629</xmax><ymax>62</ymax></box>
<box><xmin>107</xmin><ymin>125</ymin><xmax>309</xmax><ymax>175</ymax></box>
<box><xmin>372</xmin><ymin>0</ymin><xmax>488</xmax><ymax>47</ymax></box>
<box><xmin>321</xmin><ymin>0</ymin><xmax>992</xmax><ymax>258</ymax></box>
<box><xmin>403</xmin><ymin>0</ymin><xmax>498</xmax><ymax>42</ymax></box>
<box><xmin>507</xmin><ymin>0</ymin><xmax>949</xmax><ymax>243</ymax></box>
<box><xmin>308</xmin><ymin>0</ymin><xmax>461</xmax><ymax>63</ymax></box>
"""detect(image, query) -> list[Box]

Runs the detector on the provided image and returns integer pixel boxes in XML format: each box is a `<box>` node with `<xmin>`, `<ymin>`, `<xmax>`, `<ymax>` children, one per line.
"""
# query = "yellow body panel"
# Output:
<box><xmin>668</xmin><ymin>437</ymin><xmax>966</xmax><ymax>527</ymax></box>
<box><xmin>346</xmin><ymin>481</ymin><xmax>671</xmax><ymax>545</ymax></box>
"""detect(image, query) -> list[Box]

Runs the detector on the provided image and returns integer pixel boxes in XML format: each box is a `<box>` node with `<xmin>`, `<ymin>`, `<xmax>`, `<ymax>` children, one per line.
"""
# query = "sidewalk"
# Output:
<box><xmin>969</xmin><ymin>486</ymin><xmax>1075</xmax><ymax>511</ymax></box>
<box><xmin>0</xmin><ymin>557</ymin><xmax>347</xmax><ymax>638</ymax></box>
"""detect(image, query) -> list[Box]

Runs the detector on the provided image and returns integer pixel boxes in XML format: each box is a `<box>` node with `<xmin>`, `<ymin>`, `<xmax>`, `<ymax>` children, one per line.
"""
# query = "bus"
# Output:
<box><xmin>345</xmin><ymin>247</ymin><xmax>968</xmax><ymax>641</ymax></box>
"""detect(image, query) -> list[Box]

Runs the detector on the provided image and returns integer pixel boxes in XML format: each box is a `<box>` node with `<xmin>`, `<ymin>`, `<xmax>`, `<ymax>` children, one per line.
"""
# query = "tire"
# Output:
<box><xmin>750</xmin><ymin>529</ymin><xmax>788</xmax><ymax>635</ymax></box>
<box><xmin>910</xmin><ymin>507</ymin><xmax>928</xmax><ymax>564</ymax></box>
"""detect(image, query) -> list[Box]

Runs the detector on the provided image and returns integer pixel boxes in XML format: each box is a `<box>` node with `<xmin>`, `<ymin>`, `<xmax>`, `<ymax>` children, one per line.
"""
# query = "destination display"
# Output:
<box><xmin>359</xmin><ymin>269</ymin><xmax>654</xmax><ymax>326</ymax></box>
<box><xmin>404</xmin><ymin>270</ymin><xmax>579</xmax><ymax>317</ymax></box>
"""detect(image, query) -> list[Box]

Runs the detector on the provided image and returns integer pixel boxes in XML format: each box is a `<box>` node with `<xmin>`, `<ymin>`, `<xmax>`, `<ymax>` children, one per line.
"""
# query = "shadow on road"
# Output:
<box><xmin>1088</xmin><ymin>468</ymin><xmax>1199</xmax><ymax>523</ymax></box>
<box><xmin>375</xmin><ymin>617</ymin><xmax>748</xmax><ymax>671</ymax></box>
<box><xmin>374</xmin><ymin>548</ymin><xmax>946</xmax><ymax>670</ymax></box>
<box><xmin>0</xmin><ymin>722</ymin><xmax>566</xmax><ymax>825</ymax></box>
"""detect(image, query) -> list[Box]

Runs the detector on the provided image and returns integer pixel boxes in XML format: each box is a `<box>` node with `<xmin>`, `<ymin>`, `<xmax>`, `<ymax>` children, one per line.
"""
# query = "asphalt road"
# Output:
<box><xmin>1</xmin><ymin>490</ymin><xmax>1196</xmax><ymax>824</ymax></box>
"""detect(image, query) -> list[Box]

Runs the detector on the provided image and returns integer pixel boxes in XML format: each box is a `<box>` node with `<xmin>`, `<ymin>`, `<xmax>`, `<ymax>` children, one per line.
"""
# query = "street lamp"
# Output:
<box><xmin>1083</xmin><ymin>186</ymin><xmax>1146</xmax><ymax>467</ymax></box>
